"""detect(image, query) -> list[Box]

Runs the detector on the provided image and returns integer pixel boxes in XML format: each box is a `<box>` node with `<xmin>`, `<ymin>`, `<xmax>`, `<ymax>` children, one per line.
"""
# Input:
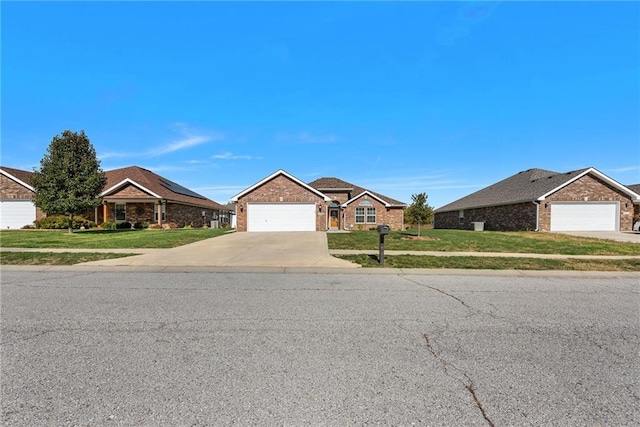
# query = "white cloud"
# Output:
<box><xmin>605</xmin><ymin>165</ymin><xmax>640</xmax><ymax>173</ymax></box>
<box><xmin>147</xmin><ymin>123</ymin><xmax>225</xmax><ymax>157</ymax></box>
<box><xmin>211</xmin><ymin>152</ymin><xmax>255</xmax><ymax>160</ymax></box>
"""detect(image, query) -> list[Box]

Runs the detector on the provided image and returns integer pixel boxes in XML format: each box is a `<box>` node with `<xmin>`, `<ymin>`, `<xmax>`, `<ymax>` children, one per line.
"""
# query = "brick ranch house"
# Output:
<box><xmin>0</xmin><ymin>165</ymin><xmax>226</xmax><ymax>229</ymax></box>
<box><xmin>230</xmin><ymin>170</ymin><xmax>407</xmax><ymax>232</ymax></box>
<box><xmin>434</xmin><ymin>167</ymin><xmax>640</xmax><ymax>232</ymax></box>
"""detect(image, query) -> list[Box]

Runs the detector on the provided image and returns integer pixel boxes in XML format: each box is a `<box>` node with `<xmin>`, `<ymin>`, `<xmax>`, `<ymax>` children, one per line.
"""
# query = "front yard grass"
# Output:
<box><xmin>0</xmin><ymin>252</ymin><xmax>137</xmax><ymax>265</ymax></box>
<box><xmin>337</xmin><ymin>254</ymin><xmax>640</xmax><ymax>271</ymax></box>
<box><xmin>0</xmin><ymin>228</ymin><xmax>230</xmax><ymax>249</ymax></box>
<box><xmin>328</xmin><ymin>229</ymin><xmax>640</xmax><ymax>256</ymax></box>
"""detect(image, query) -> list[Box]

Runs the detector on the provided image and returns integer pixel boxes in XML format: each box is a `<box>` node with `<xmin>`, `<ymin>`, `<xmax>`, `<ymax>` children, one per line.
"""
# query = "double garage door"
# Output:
<box><xmin>0</xmin><ymin>200</ymin><xmax>36</xmax><ymax>229</ymax></box>
<box><xmin>550</xmin><ymin>202</ymin><xmax>618</xmax><ymax>231</ymax></box>
<box><xmin>247</xmin><ymin>203</ymin><xmax>316</xmax><ymax>232</ymax></box>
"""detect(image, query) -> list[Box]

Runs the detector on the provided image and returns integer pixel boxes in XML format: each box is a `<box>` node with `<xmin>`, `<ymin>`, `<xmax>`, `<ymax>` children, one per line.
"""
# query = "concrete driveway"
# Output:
<box><xmin>83</xmin><ymin>232</ymin><xmax>359</xmax><ymax>268</ymax></box>
<box><xmin>556</xmin><ymin>231</ymin><xmax>640</xmax><ymax>243</ymax></box>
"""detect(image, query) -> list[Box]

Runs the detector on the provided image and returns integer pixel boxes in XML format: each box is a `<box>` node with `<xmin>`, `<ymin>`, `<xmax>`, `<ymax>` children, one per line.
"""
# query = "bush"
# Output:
<box><xmin>133</xmin><ymin>221</ymin><xmax>149</xmax><ymax>230</ymax></box>
<box><xmin>101</xmin><ymin>221</ymin><xmax>117</xmax><ymax>230</ymax></box>
<box><xmin>116</xmin><ymin>221</ymin><xmax>132</xmax><ymax>230</ymax></box>
<box><xmin>148</xmin><ymin>223</ymin><xmax>162</xmax><ymax>229</ymax></box>
<box><xmin>34</xmin><ymin>215</ymin><xmax>96</xmax><ymax>230</ymax></box>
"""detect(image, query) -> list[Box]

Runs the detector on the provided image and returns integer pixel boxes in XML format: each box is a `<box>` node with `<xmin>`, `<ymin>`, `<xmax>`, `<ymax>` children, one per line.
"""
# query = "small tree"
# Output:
<box><xmin>406</xmin><ymin>192</ymin><xmax>434</xmax><ymax>237</ymax></box>
<box><xmin>32</xmin><ymin>130</ymin><xmax>106</xmax><ymax>234</ymax></box>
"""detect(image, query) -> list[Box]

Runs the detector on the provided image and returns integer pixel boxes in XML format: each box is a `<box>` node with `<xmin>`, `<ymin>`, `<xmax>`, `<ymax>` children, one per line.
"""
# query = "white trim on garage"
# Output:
<box><xmin>0</xmin><ymin>200</ymin><xmax>36</xmax><ymax>229</ymax></box>
<box><xmin>247</xmin><ymin>203</ymin><xmax>316</xmax><ymax>232</ymax></box>
<box><xmin>550</xmin><ymin>202</ymin><xmax>619</xmax><ymax>231</ymax></box>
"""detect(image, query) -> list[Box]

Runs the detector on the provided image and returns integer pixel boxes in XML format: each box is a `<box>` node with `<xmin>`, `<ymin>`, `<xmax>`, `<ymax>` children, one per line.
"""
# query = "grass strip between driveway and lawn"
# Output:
<box><xmin>328</xmin><ymin>229</ymin><xmax>640</xmax><ymax>256</ymax></box>
<box><xmin>336</xmin><ymin>254</ymin><xmax>640</xmax><ymax>271</ymax></box>
<box><xmin>0</xmin><ymin>252</ymin><xmax>137</xmax><ymax>266</ymax></box>
<box><xmin>0</xmin><ymin>228</ymin><xmax>229</xmax><ymax>249</ymax></box>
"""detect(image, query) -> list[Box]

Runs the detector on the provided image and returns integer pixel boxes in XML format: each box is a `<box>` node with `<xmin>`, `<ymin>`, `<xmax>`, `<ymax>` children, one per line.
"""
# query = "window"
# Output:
<box><xmin>154</xmin><ymin>204</ymin><xmax>166</xmax><ymax>222</ymax></box>
<box><xmin>115</xmin><ymin>203</ymin><xmax>126</xmax><ymax>221</ymax></box>
<box><xmin>355</xmin><ymin>207</ymin><xmax>365</xmax><ymax>223</ymax></box>
<box><xmin>459</xmin><ymin>210</ymin><xmax>464</xmax><ymax>225</ymax></box>
<box><xmin>366</xmin><ymin>207</ymin><xmax>376</xmax><ymax>223</ymax></box>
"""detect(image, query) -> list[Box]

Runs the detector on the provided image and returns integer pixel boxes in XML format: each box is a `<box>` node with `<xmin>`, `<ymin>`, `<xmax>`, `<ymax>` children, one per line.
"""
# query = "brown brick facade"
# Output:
<box><xmin>538</xmin><ymin>174</ymin><xmax>635</xmax><ymax>232</ymax></box>
<box><xmin>0</xmin><ymin>174</ymin><xmax>34</xmax><ymax>200</ymax></box>
<box><xmin>235</xmin><ymin>175</ymin><xmax>327</xmax><ymax>232</ymax></box>
<box><xmin>342</xmin><ymin>193</ymin><xmax>404</xmax><ymax>231</ymax></box>
<box><xmin>97</xmin><ymin>202</ymin><xmax>216</xmax><ymax>228</ymax></box>
<box><xmin>434</xmin><ymin>202</ymin><xmax>537</xmax><ymax>231</ymax></box>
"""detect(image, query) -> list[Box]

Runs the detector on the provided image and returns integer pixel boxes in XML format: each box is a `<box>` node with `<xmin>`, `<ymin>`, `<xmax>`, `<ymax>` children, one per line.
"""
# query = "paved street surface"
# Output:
<box><xmin>2</xmin><ymin>271</ymin><xmax>638</xmax><ymax>426</ymax></box>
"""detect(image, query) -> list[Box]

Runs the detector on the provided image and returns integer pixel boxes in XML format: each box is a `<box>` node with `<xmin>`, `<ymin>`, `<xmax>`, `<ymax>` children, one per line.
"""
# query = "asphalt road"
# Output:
<box><xmin>1</xmin><ymin>271</ymin><xmax>638</xmax><ymax>426</ymax></box>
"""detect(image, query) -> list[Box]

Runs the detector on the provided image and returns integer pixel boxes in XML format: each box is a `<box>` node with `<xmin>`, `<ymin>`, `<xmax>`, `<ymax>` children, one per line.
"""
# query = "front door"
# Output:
<box><xmin>329</xmin><ymin>209</ymin><xmax>339</xmax><ymax>229</ymax></box>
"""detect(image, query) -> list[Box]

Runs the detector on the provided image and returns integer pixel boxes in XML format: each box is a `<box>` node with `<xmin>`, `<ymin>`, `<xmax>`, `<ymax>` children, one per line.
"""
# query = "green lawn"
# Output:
<box><xmin>0</xmin><ymin>228</ymin><xmax>230</xmax><ymax>249</ymax></box>
<box><xmin>0</xmin><ymin>252</ymin><xmax>136</xmax><ymax>265</ymax></box>
<box><xmin>328</xmin><ymin>229</ymin><xmax>640</xmax><ymax>256</ymax></box>
<box><xmin>337</xmin><ymin>254</ymin><xmax>640</xmax><ymax>271</ymax></box>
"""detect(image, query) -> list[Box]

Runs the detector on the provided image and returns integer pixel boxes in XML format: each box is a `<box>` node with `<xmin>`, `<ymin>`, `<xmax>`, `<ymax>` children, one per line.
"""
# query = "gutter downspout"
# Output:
<box><xmin>533</xmin><ymin>201</ymin><xmax>540</xmax><ymax>231</ymax></box>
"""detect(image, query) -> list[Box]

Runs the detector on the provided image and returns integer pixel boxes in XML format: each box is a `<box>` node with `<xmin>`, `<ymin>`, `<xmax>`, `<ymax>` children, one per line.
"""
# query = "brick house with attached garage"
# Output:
<box><xmin>434</xmin><ymin>167</ymin><xmax>640</xmax><ymax>232</ymax></box>
<box><xmin>230</xmin><ymin>170</ymin><xmax>406</xmax><ymax>232</ymax></box>
<box><xmin>94</xmin><ymin>166</ymin><xmax>226</xmax><ymax>228</ymax></box>
<box><xmin>0</xmin><ymin>166</ymin><xmax>46</xmax><ymax>229</ymax></box>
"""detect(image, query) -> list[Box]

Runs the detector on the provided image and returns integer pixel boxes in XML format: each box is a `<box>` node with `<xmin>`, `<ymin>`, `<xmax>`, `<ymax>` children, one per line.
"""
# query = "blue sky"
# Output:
<box><xmin>2</xmin><ymin>1</ymin><xmax>639</xmax><ymax>208</ymax></box>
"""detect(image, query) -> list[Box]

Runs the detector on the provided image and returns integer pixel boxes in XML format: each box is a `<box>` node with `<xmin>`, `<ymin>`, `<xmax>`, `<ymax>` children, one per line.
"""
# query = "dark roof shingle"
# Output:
<box><xmin>435</xmin><ymin>168</ymin><xmax>591</xmax><ymax>212</ymax></box>
<box><xmin>0</xmin><ymin>166</ymin><xmax>34</xmax><ymax>187</ymax></box>
<box><xmin>308</xmin><ymin>177</ymin><xmax>406</xmax><ymax>206</ymax></box>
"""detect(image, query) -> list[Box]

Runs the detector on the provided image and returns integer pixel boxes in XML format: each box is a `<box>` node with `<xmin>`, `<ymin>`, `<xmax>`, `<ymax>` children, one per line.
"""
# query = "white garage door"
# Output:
<box><xmin>247</xmin><ymin>203</ymin><xmax>316</xmax><ymax>232</ymax></box>
<box><xmin>0</xmin><ymin>200</ymin><xmax>36</xmax><ymax>229</ymax></box>
<box><xmin>550</xmin><ymin>202</ymin><xmax>618</xmax><ymax>231</ymax></box>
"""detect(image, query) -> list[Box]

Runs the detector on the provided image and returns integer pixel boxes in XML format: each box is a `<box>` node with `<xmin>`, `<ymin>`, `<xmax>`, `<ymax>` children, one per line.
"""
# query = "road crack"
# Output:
<box><xmin>423</xmin><ymin>333</ymin><xmax>495</xmax><ymax>427</ymax></box>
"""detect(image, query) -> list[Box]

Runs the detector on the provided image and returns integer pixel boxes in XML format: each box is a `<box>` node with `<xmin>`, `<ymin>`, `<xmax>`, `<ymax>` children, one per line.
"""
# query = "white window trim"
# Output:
<box><xmin>115</xmin><ymin>203</ymin><xmax>127</xmax><ymax>222</ymax></box>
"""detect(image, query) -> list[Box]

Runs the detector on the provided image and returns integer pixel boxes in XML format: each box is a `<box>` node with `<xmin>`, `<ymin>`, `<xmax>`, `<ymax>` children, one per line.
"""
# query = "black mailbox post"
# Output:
<box><xmin>377</xmin><ymin>225</ymin><xmax>390</xmax><ymax>265</ymax></box>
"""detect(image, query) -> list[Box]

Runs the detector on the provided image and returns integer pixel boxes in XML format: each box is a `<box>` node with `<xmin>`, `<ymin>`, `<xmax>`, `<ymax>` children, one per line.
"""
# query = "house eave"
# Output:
<box><xmin>0</xmin><ymin>169</ymin><xmax>35</xmax><ymax>192</ymax></box>
<box><xmin>230</xmin><ymin>169</ymin><xmax>332</xmax><ymax>202</ymax></box>
<box><xmin>101</xmin><ymin>178</ymin><xmax>163</xmax><ymax>199</ymax></box>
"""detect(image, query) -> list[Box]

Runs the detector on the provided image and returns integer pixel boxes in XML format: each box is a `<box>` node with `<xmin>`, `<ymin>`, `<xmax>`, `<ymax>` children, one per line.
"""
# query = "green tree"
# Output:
<box><xmin>32</xmin><ymin>130</ymin><xmax>106</xmax><ymax>234</ymax></box>
<box><xmin>405</xmin><ymin>192</ymin><xmax>434</xmax><ymax>237</ymax></box>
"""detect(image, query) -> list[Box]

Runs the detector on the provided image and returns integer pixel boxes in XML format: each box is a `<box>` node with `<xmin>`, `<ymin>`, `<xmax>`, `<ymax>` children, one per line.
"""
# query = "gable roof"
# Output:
<box><xmin>103</xmin><ymin>166</ymin><xmax>225</xmax><ymax>209</ymax></box>
<box><xmin>0</xmin><ymin>166</ymin><xmax>35</xmax><ymax>191</ymax></box>
<box><xmin>436</xmin><ymin>167</ymin><xmax>640</xmax><ymax>212</ymax></box>
<box><xmin>230</xmin><ymin>169</ymin><xmax>331</xmax><ymax>202</ymax></box>
<box><xmin>308</xmin><ymin>177</ymin><xmax>406</xmax><ymax>207</ymax></box>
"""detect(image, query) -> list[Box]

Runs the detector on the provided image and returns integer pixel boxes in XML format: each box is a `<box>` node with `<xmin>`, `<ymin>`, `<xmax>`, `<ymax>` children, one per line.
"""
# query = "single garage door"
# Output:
<box><xmin>550</xmin><ymin>202</ymin><xmax>618</xmax><ymax>231</ymax></box>
<box><xmin>0</xmin><ymin>200</ymin><xmax>36</xmax><ymax>229</ymax></box>
<box><xmin>247</xmin><ymin>203</ymin><xmax>316</xmax><ymax>232</ymax></box>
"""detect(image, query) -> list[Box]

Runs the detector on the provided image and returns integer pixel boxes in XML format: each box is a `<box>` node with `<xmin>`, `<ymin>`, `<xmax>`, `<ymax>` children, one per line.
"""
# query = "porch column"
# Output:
<box><xmin>156</xmin><ymin>201</ymin><xmax>163</xmax><ymax>226</ymax></box>
<box><xmin>102</xmin><ymin>202</ymin><xmax>108</xmax><ymax>224</ymax></box>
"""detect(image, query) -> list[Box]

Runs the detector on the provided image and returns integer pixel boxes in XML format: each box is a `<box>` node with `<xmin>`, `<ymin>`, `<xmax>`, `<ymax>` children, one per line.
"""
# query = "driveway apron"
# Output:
<box><xmin>82</xmin><ymin>232</ymin><xmax>359</xmax><ymax>268</ymax></box>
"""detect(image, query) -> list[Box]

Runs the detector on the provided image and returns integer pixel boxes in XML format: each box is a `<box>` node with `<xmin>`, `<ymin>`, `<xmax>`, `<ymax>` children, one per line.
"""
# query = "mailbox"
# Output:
<box><xmin>377</xmin><ymin>224</ymin><xmax>390</xmax><ymax>235</ymax></box>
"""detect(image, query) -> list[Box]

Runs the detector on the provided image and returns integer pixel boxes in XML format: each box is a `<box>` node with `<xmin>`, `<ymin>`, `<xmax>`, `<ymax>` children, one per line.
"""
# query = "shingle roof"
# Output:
<box><xmin>0</xmin><ymin>166</ymin><xmax>34</xmax><ymax>188</ymax></box>
<box><xmin>627</xmin><ymin>184</ymin><xmax>640</xmax><ymax>195</ymax></box>
<box><xmin>435</xmin><ymin>168</ymin><xmax>592</xmax><ymax>212</ymax></box>
<box><xmin>308</xmin><ymin>177</ymin><xmax>406</xmax><ymax>206</ymax></box>
<box><xmin>103</xmin><ymin>166</ymin><xmax>225</xmax><ymax>210</ymax></box>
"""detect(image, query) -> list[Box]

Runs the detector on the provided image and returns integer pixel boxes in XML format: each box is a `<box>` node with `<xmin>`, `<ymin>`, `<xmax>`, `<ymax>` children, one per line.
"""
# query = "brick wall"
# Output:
<box><xmin>0</xmin><ymin>174</ymin><xmax>34</xmax><ymax>200</ymax></box>
<box><xmin>342</xmin><ymin>193</ymin><xmax>404</xmax><ymax>231</ymax></box>
<box><xmin>434</xmin><ymin>202</ymin><xmax>537</xmax><ymax>231</ymax></box>
<box><xmin>101</xmin><ymin>202</ymin><xmax>215</xmax><ymax>228</ymax></box>
<box><xmin>538</xmin><ymin>173</ymin><xmax>635</xmax><ymax>231</ymax></box>
<box><xmin>236</xmin><ymin>175</ymin><xmax>327</xmax><ymax>231</ymax></box>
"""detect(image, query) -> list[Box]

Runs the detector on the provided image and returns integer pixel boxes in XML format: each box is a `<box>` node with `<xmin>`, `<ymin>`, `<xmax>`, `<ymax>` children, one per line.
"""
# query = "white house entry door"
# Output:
<box><xmin>247</xmin><ymin>203</ymin><xmax>316</xmax><ymax>232</ymax></box>
<box><xmin>550</xmin><ymin>202</ymin><xmax>618</xmax><ymax>231</ymax></box>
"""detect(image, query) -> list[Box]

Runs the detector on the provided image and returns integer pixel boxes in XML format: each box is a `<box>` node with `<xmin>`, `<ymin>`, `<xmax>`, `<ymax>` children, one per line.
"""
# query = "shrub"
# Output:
<box><xmin>133</xmin><ymin>221</ymin><xmax>149</xmax><ymax>230</ymax></box>
<box><xmin>21</xmin><ymin>224</ymin><xmax>36</xmax><ymax>229</ymax></box>
<box><xmin>183</xmin><ymin>224</ymin><xmax>192</xmax><ymax>229</ymax></box>
<box><xmin>101</xmin><ymin>221</ymin><xmax>117</xmax><ymax>230</ymax></box>
<box><xmin>148</xmin><ymin>223</ymin><xmax>162</xmax><ymax>230</ymax></box>
<box><xmin>116</xmin><ymin>221</ymin><xmax>132</xmax><ymax>230</ymax></box>
<box><xmin>34</xmin><ymin>215</ymin><xmax>96</xmax><ymax>230</ymax></box>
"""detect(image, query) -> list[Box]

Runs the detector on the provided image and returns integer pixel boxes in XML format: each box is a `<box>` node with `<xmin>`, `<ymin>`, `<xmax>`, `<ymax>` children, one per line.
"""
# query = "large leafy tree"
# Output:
<box><xmin>32</xmin><ymin>130</ymin><xmax>106</xmax><ymax>233</ymax></box>
<box><xmin>405</xmin><ymin>192</ymin><xmax>434</xmax><ymax>237</ymax></box>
